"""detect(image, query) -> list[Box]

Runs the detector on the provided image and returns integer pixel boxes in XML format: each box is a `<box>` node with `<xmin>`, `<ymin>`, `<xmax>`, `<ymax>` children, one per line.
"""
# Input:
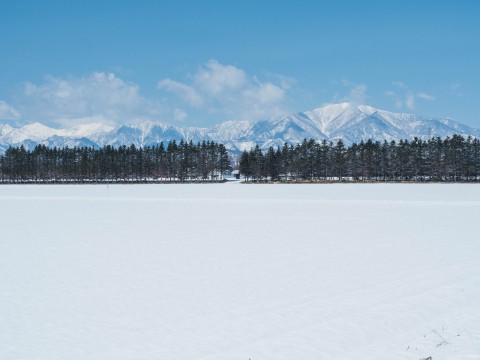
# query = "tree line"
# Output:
<box><xmin>0</xmin><ymin>140</ymin><xmax>232</xmax><ymax>183</ymax></box>
<box><xmin>239</xmin><ymin>135</ymin><xmax>480</xmax><ymax>182</ymax></box>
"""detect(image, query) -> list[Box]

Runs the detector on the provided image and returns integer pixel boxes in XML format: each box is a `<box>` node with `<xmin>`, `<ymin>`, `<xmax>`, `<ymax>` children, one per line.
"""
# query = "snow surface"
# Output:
<box><xmin>1</xmin><ymin>184</ymin><xmax>480</xmax><ymax>360</ymax></box>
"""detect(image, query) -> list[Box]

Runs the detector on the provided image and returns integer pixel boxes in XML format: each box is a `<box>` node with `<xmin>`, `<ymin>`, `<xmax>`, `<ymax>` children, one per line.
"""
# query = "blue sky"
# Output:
<box><xmin>0</xmin><ymin>0</ymin><xmax>479</xmax><ymax>128</ymax></box>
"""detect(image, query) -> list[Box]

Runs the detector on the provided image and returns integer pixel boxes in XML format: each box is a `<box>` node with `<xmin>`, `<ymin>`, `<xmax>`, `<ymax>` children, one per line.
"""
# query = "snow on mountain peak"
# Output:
<box><xmin>73</xmin><ymin>122</ymin><xmax>113</xmax><ymax>134</ymax></box>
<box><xmin>60</xmin><ymin>123</ymin><xmax>115</xmax><ymax>138</ymax></box>
<box><xmin>0</xmin><ymin>103</ymin><xmax>479</xmax><ymax>152</ymax></box>
<box><xmin>357</xmin><ymin>104</ymin><xmax>378</xmax><ymax>115</ymax></box>
<box><xmin>22</xmin><ymin>122</ymin><xmax>57</xmax><ymax>136</ymax></box>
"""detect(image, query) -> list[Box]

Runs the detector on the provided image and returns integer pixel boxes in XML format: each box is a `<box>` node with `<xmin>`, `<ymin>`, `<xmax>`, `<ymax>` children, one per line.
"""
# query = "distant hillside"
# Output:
<box><xmin>1</xmin><ymin>103</ymin><xmax>479</xmax><ymax>153</ymax></box>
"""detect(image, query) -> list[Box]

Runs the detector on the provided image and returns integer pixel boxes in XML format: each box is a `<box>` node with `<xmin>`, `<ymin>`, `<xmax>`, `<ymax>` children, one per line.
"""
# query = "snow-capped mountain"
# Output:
<box><xmin>88</xmin><ymin>122</ymin><xmax>209</xmax><ymax>148</ymax></box>
<box><xmin>1</xmin><ymin>103</ymin><xmax>479</xmax><ymax>153</ymax></box>
<box><xmin>0</xmin><ymin>122</ymin><xmax>113</xmax><ymax>145</ymax></box>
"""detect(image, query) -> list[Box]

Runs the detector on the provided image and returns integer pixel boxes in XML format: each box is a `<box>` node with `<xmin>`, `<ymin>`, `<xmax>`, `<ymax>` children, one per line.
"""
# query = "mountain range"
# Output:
<box><xmin>1</xmin><ymin>103</ymin><xmax>479</xmax><ymax>153</ymax></box>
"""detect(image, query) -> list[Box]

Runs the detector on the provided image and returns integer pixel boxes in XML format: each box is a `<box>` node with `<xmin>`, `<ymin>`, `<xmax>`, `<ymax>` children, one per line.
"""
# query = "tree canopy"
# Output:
<box><xmin>239</xmin><ymin>135</ymin><xmax>480</xmax><ymax>182</ymax></box>
<box><xmin>0</xmin><ymin>140</ymin><xmax>232</xmax><ymax>183</ymax></box>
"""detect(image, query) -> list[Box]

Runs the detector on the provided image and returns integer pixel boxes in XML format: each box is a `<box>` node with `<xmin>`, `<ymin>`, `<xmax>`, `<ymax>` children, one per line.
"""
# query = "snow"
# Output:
<box><xmin>2</xmin><ymin>103</ymin><xmax>479</xmax><ymax>152</ymax></box>
<box><xmin>0</xmin><ymin>122</ymin><xmax>56</xmax><ymax>143</ymax></box>
<box><xmin>60</xmin><ymin>122</ymin><xmax>115</xmax><ymax>137</ymax></box>
<box><xmin>0</xmin><ymin>123</ymin><xmax>14</xmax><ymax>136</ymax></box>
<box><xmin>210</xmin><ymin>120</ymin><xmax>254</xmax><ymax>141</ymax></box>
<box><xmin>0</xmin><ymin>122</ymin><xmax>114</xmax><ymax>145</ymax></box>
<box><xmin>1</xmin><ymin>184</ymin><xmax>480</xmax><ymax>360</ymax></box>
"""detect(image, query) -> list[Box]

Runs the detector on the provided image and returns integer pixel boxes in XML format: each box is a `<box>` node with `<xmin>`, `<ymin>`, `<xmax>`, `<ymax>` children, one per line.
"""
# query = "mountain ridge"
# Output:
<box><xmin>1</xmin><ymin>103</ymin><xmax>479</xmax><ymax>153</ymax></box>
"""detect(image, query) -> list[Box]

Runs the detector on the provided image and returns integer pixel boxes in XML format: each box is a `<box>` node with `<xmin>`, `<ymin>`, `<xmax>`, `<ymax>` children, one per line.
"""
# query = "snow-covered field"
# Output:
<box><xmin>1</xmin><ymin>184</ymin><xmax>480</xmax><ymax>360</ymax></box>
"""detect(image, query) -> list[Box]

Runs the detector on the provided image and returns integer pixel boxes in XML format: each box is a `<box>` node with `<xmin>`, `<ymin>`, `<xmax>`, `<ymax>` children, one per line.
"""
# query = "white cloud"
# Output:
<box><xmin>255</xmin><ymin>82</ymin><xmax>285</xmax><ymax>104</ymax></box>
<box><xmin>338</xmin><ymin>80</ymin><xmax>367</xmax><ymax>105</ymax></box>
<box><xmin>392</xmin><ymin>81</ymin><xmax>408</xmax><ymax>89</ymax></box>
<box><xmin>405</xmin><ymin>93</ymin><xmax>415</xmax><ymax>110</ymax></box>
<box><xmin>386</xmin><ymin>82</ymin><xmax>435</xmax><ymax>112</ymax></box>
<box><xmin>173</xmin><ymin>108</ymin><xmax>188</xmax><ymax>122</ymax></box>
<box><xmin>3</xmin><ymin>64</ymin><xmax>292</xmax><ymax>127</ymax></box>
<box><xmin>19</xmin><ymin>72</ymin><xmax>164</xmax><ymax>127</ymax></box>
<box><xmin>0</xmin><ymin>100</ymin><xmax>21</xmax><ymax>120</ymax></box>
<box><xmin>157</xmin><ymin>59</ymin><xmax>291</xmax><ymax>121</ymax></box>
<box><xmin>385</xmin><ymin>91</ymin><xmax>403</xmax><ymax>108</ymax></box>
<box><xmin>416</xmin><ymin>92</ymin><xmax>435</xmax><ymax>101</ymax></box>
<box><xmin>194</xmin><ymin>59</ymin><xmax>246</xmax><ymax>95</ymax></box>
<box><xmin>271</xmin><ymin>74</ymin><xmax>297</xmax><ymax>90</ymax></box>
<box><xmin>449</xmin><ymin>83</ymin><xmax>464</xmax><ymax>97</ymax></box>
<box><xmin>157</xmin><ymin>79</ymin><xmax>203</xmax><ymax>107</ymax></box>
<box><xmin>450</xmin><ymin>82</ymin><xmax>461</xmax><ymax>90</ymax></box>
